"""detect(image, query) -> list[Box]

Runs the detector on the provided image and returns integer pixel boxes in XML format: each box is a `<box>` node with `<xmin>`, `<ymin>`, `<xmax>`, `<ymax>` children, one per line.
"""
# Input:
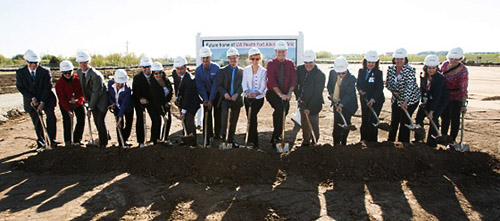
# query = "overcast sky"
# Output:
<box><xmin>1</xmin><ymin>0</ymin><xmax>499</xmax><ymax>58</ymax></box>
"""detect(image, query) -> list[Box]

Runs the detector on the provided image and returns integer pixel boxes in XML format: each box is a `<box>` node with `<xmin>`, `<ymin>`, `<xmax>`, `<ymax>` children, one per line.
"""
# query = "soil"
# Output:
<box><xmin>1</xmin><ymin>64</ymin><xmax>500</xmax><ymax>220</ymax></box>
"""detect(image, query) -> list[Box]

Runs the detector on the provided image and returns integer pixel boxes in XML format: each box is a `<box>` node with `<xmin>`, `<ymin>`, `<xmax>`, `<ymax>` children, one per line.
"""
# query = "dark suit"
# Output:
<box><xmin>16</xmin><ymin>65</ymin><xmax>57</xmax><ymax>147</ymax></box>
<box><xmin>294</xmin><ymin>65</ymin><xmax>325</xmax><ymax>144</ymax></box>
<box><xmin>132</xmin><ymin>72</ymin><xmax>162</xmax><ymax>144</ymax></box>
<box><xmin>77</xmin><ymin>67</ymin><xmax>109</xmax><ymax>146</ymax></box>
<box><xmin>415</xmin><ymin>72</ymin><xmax>449</xmax><ymax>147</ymax></box>
<box><xmin>150</xmin><ymin>75</ymin><xmax>173</xmax><ymax>141</ymax></box>
<box><xmin>217</xmin><ymin>65</ymin><xmax>243</xmax><ymax>143</ymax></box>
<box><xmin>173</xmin><ymin>70</ymin><xmax>201</xmax><ymax>139</ymax></box>
<box><xmin>327</xmin><ymin>70</ymin><xmax>358</xmax><ymax>145</ymax></box>
<box><xmin>356</xmin><ymin>68</ymin><xmax>385</xmax><ymax>142</ymax></box>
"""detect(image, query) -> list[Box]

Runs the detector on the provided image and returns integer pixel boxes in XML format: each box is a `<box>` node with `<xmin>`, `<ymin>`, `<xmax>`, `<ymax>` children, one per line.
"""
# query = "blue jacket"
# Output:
<box><xmin>108</xmin><ymin>80</ymin><xmax>134</xmax><ymax>117</ymax></box>
<box><xmin>195</xmin><ymin>62</ymin><xmax>220</xmax><ymax>102</ymax></box>
<box><xmin>327</xmin><ymin>70</ymin><xmax>359</xmax><ymax>115</ymax></box>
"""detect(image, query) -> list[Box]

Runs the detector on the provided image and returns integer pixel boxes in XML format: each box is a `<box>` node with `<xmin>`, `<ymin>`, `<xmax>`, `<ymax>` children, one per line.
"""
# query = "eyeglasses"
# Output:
<box><xmin>62</xmin><ymin>71</ymin><xmax>72</xmax><ymax>75</ymax></box>
<box><xmin>142</xmin><ymin>65</ymin><xmax>151</xmax><ymax>69</ymax></box>
<box><xmin>250</xmin><ymin>57</ymin><xmax>260</xmax><ymax>61</ymax></box>
<box><xmin>28</xmin><ymin>61</ymin><xmax>38</xmax><ymax>64</ymax></box>
<box><xmin>338</xmin><ymin>72</ymin><xmax>347</xmax><ymax>75</ymax></box>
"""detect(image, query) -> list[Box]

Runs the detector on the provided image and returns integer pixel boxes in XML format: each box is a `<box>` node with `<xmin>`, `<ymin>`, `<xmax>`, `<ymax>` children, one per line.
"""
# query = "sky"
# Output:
<box><xmin>1</xmin><ymin>0</ymin><xmax>499</xmax><ymax>58</ymax></box>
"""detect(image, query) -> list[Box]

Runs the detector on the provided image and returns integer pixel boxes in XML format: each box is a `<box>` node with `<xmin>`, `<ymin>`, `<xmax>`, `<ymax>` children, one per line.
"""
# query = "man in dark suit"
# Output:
<box><xmin>16</xmin><ymin>49</ymin><xmax>57</xmax><ymax>151</ymax></box>
<box><xmin>327</xmin><ymin>56</ymin><xmax>358</xmax><ymax>145</ymax></box>
<box><xmin>172</xmin><ymin>56</ymin><xmax>201</xmax><ymax>143</ymax></box>
<box><xmin>132</xmin><ymin>56</ymin><xmax>162</xmax><ymax>147</ymax></box>
<box><xmin>76</xmin><ymin>51</ymin><xmax>109</xmax><ymax>148</ymax></box>
<box><xmin>294</xmin><ymin>50</ymin><xmax>325</xmax><ymax>146</ymax></box>
<box><xmin>217</xmin><ymin>48</ymin><xmax>243</xmax><ymax>145</ymax></box>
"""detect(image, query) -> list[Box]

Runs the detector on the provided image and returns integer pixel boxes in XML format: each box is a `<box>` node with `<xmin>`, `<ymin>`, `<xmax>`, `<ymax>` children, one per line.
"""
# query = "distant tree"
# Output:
<box><xmin>0</xmin><ymin>54</ymin><xmax>13</xmax><ymax>66</ymax></box>
<box><xmin>11</xmin><ymin>54</ymin><xmax>25</xmax><ymax>66</ymax></box>
<box><xmin>316</xmin><ymin>51</ymin><xmax>334</xmax><ymax>59</ymax></box>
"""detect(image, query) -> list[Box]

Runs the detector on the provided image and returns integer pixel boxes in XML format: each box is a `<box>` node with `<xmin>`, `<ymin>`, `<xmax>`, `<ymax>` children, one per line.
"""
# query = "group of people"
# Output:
<box><xmin>16</xmin><ymin>41</ymin><xmax>468</xmax><ymax>152</ymax></box>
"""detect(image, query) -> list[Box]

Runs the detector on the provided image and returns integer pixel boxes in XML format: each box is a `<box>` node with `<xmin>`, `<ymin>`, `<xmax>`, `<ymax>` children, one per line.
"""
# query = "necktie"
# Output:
<box><xmin>81</xmin><ymin>72</ymin><xmax>87</xmax><ymax>90</ymax></box>
<box><xmin>365</xmin><ymin>70</ymin><xmax>371</xmax><ymax>81</ymax></box>
<box><xmin>31</xmin><ymin>71</ymin><xmax>35</xmax><ymax>83</ymax></box>
<box><xmin>278</xmin><ymin>62</ymin><xmax>284</xmax><ymax>90</ymax></box>
<box><xmin>230</xmin><ymin>67</ymin><xmax>236</xmax><ymax>96</ymax></box>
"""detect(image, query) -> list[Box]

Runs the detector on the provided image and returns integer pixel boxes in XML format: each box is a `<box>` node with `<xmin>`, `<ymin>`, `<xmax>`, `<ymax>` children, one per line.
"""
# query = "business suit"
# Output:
<box><xmin>108</xmin><ymin>80</ymin><xmax>135</xmax><ymax>146</ymax></box>
<box><xmin>150</xmin><ymin>74</ymin><xmax>173</xmax><ymax>141</ymax></box>
<box><xmin>356</xmin><ymin>68</ymin><xmax>385</xmax><ymax>142</ymax></box>
<box><xmin>294</xmin><ymin>65</ymin><xmax>325</xmax><ymax>145</ymax></box>
<box><xmin>77</xmin><ymin>67</ymin><xmax>109</xmax><ymax>146</ymax></box>
<box><xmin>132</xmin><ymin>72</ymin><xmax>162</xmax><ymax>144</ymax></box>
<box><xmin>327</xmin><ymin>70</ymin><xmax>358</xmax><ymax>145</ymax></box>
<box><xmin>16</xmin><ymin>65</ymin><xmax>57</xmax><ymax>148</ymax></box>
<box><xmin>173</xmin><ymin>70</ymin><xmax>201</xmax><ymax>140</ymax></box>
<box><xmin>217</xmin><ymin>65</ymin><xmax>243</xmax><ymax>143</ymax></box>
<box><xmin>415</xmin><ymin>72</ymin><xmax>449</xmax><ymax>147</ymax></box>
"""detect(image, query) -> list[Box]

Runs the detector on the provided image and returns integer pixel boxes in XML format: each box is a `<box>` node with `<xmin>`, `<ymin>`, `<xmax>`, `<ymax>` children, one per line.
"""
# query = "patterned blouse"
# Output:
<box><xmin>440</xmin><ymin>61</ymin><xmax>468</xmax><ymax>101</ymax></box>
<box><xmin>386</xmin><ymin>64</ymin><xmax>421</xmax><ymax>106</ymax></box>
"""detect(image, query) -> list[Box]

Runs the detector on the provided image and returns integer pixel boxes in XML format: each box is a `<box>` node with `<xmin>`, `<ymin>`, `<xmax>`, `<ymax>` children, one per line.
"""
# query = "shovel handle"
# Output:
<box><xmin>305</xmin><ymin>113</ymin><xmax>317</xmax><ymax>144</ymax></box>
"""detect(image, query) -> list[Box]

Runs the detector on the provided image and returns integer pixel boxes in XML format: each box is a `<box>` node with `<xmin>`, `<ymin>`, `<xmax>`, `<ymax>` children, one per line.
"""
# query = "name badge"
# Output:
<box><xmin>210</xmin><ymin>72</ymin><xmax>217</xmax><ymax>76</ymax></box>
<box><xmin>368</xmin><ymin>77</ymin><xmax>375</xmax><ymax>83</ymax></box>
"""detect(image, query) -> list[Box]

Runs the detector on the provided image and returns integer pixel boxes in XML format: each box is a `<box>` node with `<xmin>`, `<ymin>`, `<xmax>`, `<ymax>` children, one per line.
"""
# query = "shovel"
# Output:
<box><xmin>203</xmin><ymin>109</ymin><xmax>209</xmax><ymax>148</ymax></box>
<box><xmin>143</xmin><ymin>107</ymin><xmax>148</xmax><ymax>146</ymax></box>
<box><xmin>180</xmin><ymin>116</ymin><xmax>196</xmax><ymax>146</ymax></box>
<box><xmin>31</xmin><ymin>103</ymin><xmax>52</xmax><ymax>150</ymax></box>
<box><xmin>450</xmin><ymin>113</ymin><xmax>470</xmax><ymax>152</ymax></box>
<box><xmin>364</xmin><ymin>97</ymin><xmax>391</xmax><ymax>131</ymax></box>
<box><xmin>422</xmin><ymin>108</ymin><xmax>452</xmax><ymax>144</ymax></box>
<box><xmin>219</xmin><ymin>104</ymin><xmax>233</xmax><ymax>150</ymax></box>
<box><xmin>275</xmin><ymin>101</ymin><xmax>290</xmax><ymax>153</ymax></box>
<box><xmin>160</xmin><ymin>106</ymin><xmax>170</xmax><ymax>142</ymax></box>
<box><xmin>304</xmin><ymin>112</ymin><xmax>318</xmax><ymax>145</ymax></box>
<box><xmin>84</xmin><ymin>104</ymin><xmax>97</xmax><ymax>147</ymax></box>
<box><xmin>335</xmin><ymin>106</ymin><xmax>357</xmax><ymax>131</ymax></box>
<box><xmin>244</xmin><ymin>100</ymin><xmax>253</xmax><ymax>149</ymax></box>
<box><xmin>402</xmin><ymin>108</ymin><xmax>425</xmax><ymax>138</ymax></box>
<box><xmin>69</xmin><ymin>108</ymin><xmax>74</xmax><ymax>145</ymax></box>
<box><xmin>115</xmin><ymin>116</ymin><xmax>125</xmax><ymax>148</ymax></box>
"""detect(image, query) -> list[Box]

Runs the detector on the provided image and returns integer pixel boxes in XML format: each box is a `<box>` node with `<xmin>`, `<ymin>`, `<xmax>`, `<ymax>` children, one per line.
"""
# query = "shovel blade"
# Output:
<box><xmin>275</xmin><ymin>143</ymin><xmax>290</xmax><ymax>153</ymax></box>
<box><xmin>348</xmin><ymin>125</ymin><xmax>357</xmax><ymax>131</ymax></box>
<box><xmin>181</xmin><ymin>133</ymin><xmax>196</xmax><ymax>146</ymax></box>
<box><xmin>376</xmin><ymin>122</ymin><xmax>392</xmax><ymax>132</ymax></box>
<box><xmin>219</xmin><ymin>143</ymin><xmax>233</xmax><ymax>150</ymax></box>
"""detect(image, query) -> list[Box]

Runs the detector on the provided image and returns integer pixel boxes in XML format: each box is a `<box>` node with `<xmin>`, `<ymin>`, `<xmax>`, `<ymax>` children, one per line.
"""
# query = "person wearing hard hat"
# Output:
<box><xmin>55</xmin><ymin>60</ymin><xmax>85</xmax><ymax>146</ymax></box>
<box><xmin>294</xmin><ymin>50</ymin><xmax>325</xmax><ymax>146</ymax></box>
<box><xmin>107</xmin><ymin>69</ymin><xmax>134</xmax><ymax>147</ymax></box>
<box><xmin>195</xmin><ymin>46</ymin><xmax>221</xmax><ymax>146</ymax></box>
<box><xmin>151</xmin><ymin>62</ymin><xmax>174</xmax><ymax>144</ymax></box>
<box><xmin>327</xmin><ymin>56</ymin><xmax>358</xmax><ymax>145</ymax></box>
<box><xmin>132</xmin><ymin>56</ymin><xmax>163</xmax><ymax>147</ymax></box>
<box><xmin>16</xmin><ymin>49</ymin><xmax>58</xmax><ymax>151</ymax></box>
<box><xmin>266</xmin><ymin>40</ymin><xmax>297</xmax><ymax>144</ymax></box>
<box><xmin>356</xmin><ymin>51</ymin><xmax>385</xmax><ymax>142</ymax></box>
<box><xmin>440</xmin><ymin>47</ymin><xmax>469</xmax><ymax>143</ymax></box>
<box><xmin>414</xmin><ymin>55</ymin><xmax>449</xmax><ymax>147</ymax></box>
<box><xmin>242</xmin><ymin>47</ymin><xmax>267</xmax><ymax>147</ymax></box>
<box><xmin>76</xmin><ymin>51</ymin><xmax>109</xmax><ymax>148</ymax></box>
<box><xmin>385</xmin><ymin>48</ymin><xmax>421</xmax><ymax>143</ymax></box>
<box><xmin>172</xmin><ymin>56</ymin><xmax>201</xmax><ymax>144</ymax></box>
<box><xmin>216</xmin><ymin>47</ymin><xmax>244</xmax><ymax>146</ymax></box>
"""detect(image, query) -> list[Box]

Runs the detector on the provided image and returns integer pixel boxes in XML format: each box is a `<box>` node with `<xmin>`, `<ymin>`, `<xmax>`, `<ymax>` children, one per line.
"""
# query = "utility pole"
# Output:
<box><xmin>126</xmin><ymin>41</ymin><xmax>129</xmax><ymax>54</ymax></box>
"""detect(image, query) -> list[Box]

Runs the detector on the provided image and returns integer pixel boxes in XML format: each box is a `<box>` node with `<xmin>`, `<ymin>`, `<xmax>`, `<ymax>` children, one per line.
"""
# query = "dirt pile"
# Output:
<box><xmin>17</xmin><ymin>143</ymin><xmax>499</xmax><ymax>185</ymax></box>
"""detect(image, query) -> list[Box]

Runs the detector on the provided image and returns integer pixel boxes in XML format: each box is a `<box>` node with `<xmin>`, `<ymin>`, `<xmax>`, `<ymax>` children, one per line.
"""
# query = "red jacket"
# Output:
<box><xmin>55</xmin><ymin>74</ymin><xmax>84</xmax><ymax>111</ymax></box>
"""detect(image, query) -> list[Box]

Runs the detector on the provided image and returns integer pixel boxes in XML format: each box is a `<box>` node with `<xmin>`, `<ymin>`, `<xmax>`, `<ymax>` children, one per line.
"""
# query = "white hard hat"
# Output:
<box><xmin>151</xmin><ymin>62</ymin><xmax>163</xmax><ymax>71</ymax></box>
<box><xmin>24</xmin><ymin>49</ymin><xmax>41</xmax><ymax>62</ymax></box>
<box><xmin>424</xmin><ymin>55</ymin><xmax>440</xmax><ymax>67</ymax></box>
<box><xmin>364</xmin><ymin>50</ymin><xmax>379</xmax><ymax>62</ymax></box>
<box><xmin>76</xmin><ymin>51</ymin><xmax>91</xmax><ymax>62</ymax></box>
<box><xmin>113</xmin><ymin>69</ymin><xmax>128</xmax><ymax>84</ymax></box>
<box><xmin>226</xmin><ymin>47</ymin><xmax>239</xmax><ymax>57</ymax></box>
<box><xmin>334</xmin><ymin>56</ymin><xmax>348</xmax><ymax>73</ymax></box>
<box><xmin>303</xmin><ymin>50</ymin><xmax>316</xmax><ymax>62</ymax></box>
<box><xmin>447</xmin><ymin>47</ymin><xmax>464</xmax><ymax>59</ymax></box>
<box><xmin>199</xmin><ymin>46</ymin><xmax>212</xmax><ymax>57</ymax></box>
<box><xmin>248</xmin><ymin>47</ymin><xmax>261</xmax><ymax>56</ymax></box>
<box><xmin>173</xmin><ymin>56</ymin><xmax>187</xmax><ymax>68</ymax></box>
<box><xmin>274</xmin><ymin>40</ymin><xmax>288</xmax><ymax>50</ymax></box>
<box><xmin>140</xmin><ymin>56</ymin><xmax>153</xmax><ymax>66</ymax></box>
<box><xmin>59</xmin><ymin>60</ymin><xmax>74</xmax><ymax>72</ymax></box>
<box><xmin>393</xmin><ymin>48</ymin><xmax>407</xmax><ymax>59</ymax></box>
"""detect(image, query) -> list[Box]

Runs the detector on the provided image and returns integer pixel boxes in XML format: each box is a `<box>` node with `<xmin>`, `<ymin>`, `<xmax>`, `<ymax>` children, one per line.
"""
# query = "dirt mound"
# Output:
<box><xmin>17</xmin><ymin>143</ymin><xmax>499</xmax><ymax>185</ymax></box>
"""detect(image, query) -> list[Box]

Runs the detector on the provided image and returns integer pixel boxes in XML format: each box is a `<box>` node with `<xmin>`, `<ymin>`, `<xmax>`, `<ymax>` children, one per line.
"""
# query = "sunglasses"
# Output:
<box><xmin>142</xmin><ymin>65</ymin><xmax>151</xmax><ymax>69</ymax></box>
<box><xmin>28</xmin><ymin>61</ymin><xmax>38</xmax><ymax>64</ymax></box>
<box><xmin>62</xmin><ymin>71</ymin><xmax>72</xmax><ymax>75</ymax></box>
<box><xmin>250</xmin><ymin>58</ymin><xmax>260</xmax><ymax>61</ymax></box>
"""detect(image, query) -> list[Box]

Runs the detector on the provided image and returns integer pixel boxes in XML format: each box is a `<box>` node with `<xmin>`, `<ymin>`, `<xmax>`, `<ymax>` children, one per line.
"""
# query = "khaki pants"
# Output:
<box><xmin>300</xmin><ymin>111</ymin><xmax>319</xmax><ymax>145</ymax></box>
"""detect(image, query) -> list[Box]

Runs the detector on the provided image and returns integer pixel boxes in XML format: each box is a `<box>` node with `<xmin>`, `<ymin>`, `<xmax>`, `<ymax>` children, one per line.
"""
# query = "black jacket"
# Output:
<box><xmin>173</xmin><ymin>70</ymin><xmax>201</xmax><ymax>115</ymax></box>
<box><xmin>327</xmin><ymin>70</ymin><xmax>358</xmax><ymax>115</ymax></box>
<box><xmin>420</xmin><ymin>72</ymin><xmax>449</xmax><ymax>112</ymax></box>
<box><xmin>150</xmin><ymin>75</ymin><xmax>173</xmax><ymax>115</ymax></box>
<box><xmin>294</xmin><ymin>65</ymin><xmax>325</xmax><ymax>115</ymax></box>
<box><xmin>132</xmin><ymin>72</ymin><xmax>162</xmax><ymax>112</ymax></box>
<box><xmin>216</xmin><ymin>65</ymin><xmax>243</xmax><ymax>108</ymax></box>
<box><xmin>356</xmin><ymin>68</ymin><xmax>385</xmax><ymax>104</ymax></box>
<box><xmin>16</xmin><ymin>65</ymin><xmax>56</xmax><ymax>112</ymax></box>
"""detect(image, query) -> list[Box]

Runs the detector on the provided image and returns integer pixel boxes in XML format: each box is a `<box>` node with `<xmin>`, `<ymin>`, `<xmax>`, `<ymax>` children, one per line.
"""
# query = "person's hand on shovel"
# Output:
<box><xmin>336</xmin><ymin>104</ymin><xmax>343</xmax><ymax>113</ymax></box>
<box><xmin>231</xmin><ymin>94</ymin><xmax>238</xmax><ymax>102</ymax></box>
<box><xmin>87</xmin><ymin>109</ymin><xmax>92</xmax><ymax>118</ymax></box>
<box><xmin>401</xmin><ymin>100</ymin><xmax>408</xmax><ymax>110</ymax></box>
<box><xmin>224</xmin><ymin>93</ymin><xmax>232</xmax><ymax>101</ymax></box>
<box><xmin>427</xmin><ymin>110</ymin><xmax>434</xmax><ymax>119</ymax></box>
<box><xmin>303</xmin><ymin>109</ymin><xmax>310</xmax><ymax>116</ymax></box>
<box><xmin>116</xmin><ymin>117</ymin><xmax>122</xmax><ymax>127</ymax></box>
<box><xmin>69</xmin><ymin>97</ymin><xmax>76</xmax><ymax>104</ymax></box>
<box><xmin>140</xmin><ymin>98</ymin><xmax>148</xmax><ymax>105</ymax></box>
<box><xmin>37</xmin><ymin>102</ymin><xmax>45</xmax><ymax>112</ymax></box>
<box><xmin>367</xmin><ymin>98</ymin><xmax>375</xmax><ymax>107</ymax></box>
<box><xmin>203</xmin><ymin>101</ymin><xmax>212</xmax><ymax>110</ymax></box>
<box><xmin>68</xmin><ymin>110</ymin><xmax>74</xmax><ymax>118</ymax></box>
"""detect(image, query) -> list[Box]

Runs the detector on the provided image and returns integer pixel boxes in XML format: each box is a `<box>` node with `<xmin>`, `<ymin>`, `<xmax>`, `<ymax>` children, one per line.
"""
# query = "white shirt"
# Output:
<box><xmin>242</xmin><ymin>65</ymin><xmax>267</xmax><ymax>99</ymax></box>
<box><xmin>112</xmin><ymin>83</ymin><xmax>125</xmax><ymax>109</ymax></box>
